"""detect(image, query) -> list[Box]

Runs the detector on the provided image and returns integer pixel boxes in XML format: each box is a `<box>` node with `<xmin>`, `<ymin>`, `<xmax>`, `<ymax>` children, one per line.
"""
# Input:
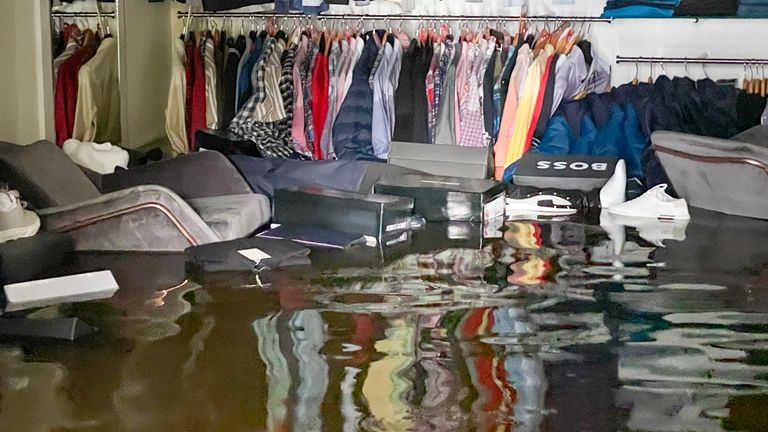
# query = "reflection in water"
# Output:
<box><xmin>1</xmin><ymin>209</ymin><xmax>767</xmax><ymax>431</ymax></box>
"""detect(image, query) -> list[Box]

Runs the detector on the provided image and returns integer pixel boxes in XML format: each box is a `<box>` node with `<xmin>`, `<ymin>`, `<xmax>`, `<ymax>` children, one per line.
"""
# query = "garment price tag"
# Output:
<box><xmin>238</xmin><ymin>248</ymin><xmax>272</xmax><ymax>263</ymax></box>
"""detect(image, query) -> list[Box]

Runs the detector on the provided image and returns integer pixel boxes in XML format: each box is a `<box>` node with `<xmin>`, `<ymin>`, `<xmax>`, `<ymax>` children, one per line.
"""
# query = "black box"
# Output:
<box><xmin>273</xmin><ymin>187</ymin><xmax>415</xmax><ymax>240</ymax></box>
<box><xmin>514</xmin><ymin>153</ymin><xmax>619</xmax><ymax>191</ymax></box>
<box><xmin>195</xmin><ymin>129</ymin><xmax>260</xmax><ymax>156</ymax></box>
<box><xmin>374</xmin><ymin>174</ymin><xmax>506</xmax><ymax>222</ymax></box>
<box><xmin>388</xmin><ymin>141</ymin><xmax>494</xmax><ymax>179</ymax></box>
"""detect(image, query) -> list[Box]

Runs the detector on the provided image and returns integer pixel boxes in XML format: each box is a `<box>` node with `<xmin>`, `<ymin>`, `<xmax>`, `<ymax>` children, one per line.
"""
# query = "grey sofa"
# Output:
<box><xmin>651</xmin><ymin>127</ymin><xmax>768</xmax><ymax>220</ymax></box>
<box><xmin>0</xmin><ymin>141</ymin><xmax>270</xmax><ymax>252</ymax></box>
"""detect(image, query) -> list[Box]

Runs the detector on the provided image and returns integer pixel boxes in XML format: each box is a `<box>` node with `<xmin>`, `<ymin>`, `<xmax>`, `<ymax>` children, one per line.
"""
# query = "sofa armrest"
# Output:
<box><xmin>651</xmin><ymin>131</ymin><xmax>768</xmax><ymax>165</ymax></box>
<box><xmin>99</xmin><ymin>151</ymin><xmax>253</xmax><ymax>199</ymax></box>
<box><xmin>38</xmin><ymin>185</ymin><xmax>221</xmax><ymax>252</ymax></box>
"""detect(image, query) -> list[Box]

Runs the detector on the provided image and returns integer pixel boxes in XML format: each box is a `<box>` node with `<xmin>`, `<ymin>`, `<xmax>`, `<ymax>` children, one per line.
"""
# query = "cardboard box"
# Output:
<box><xmin>375</xmin><ymin>174</ymin><xmax>506</xmax><ymax>222</ymax></box>
<box><xmin>273</xmin><ymin>187</ymin><xmax>415</xmax><ymax>240</ymax></box>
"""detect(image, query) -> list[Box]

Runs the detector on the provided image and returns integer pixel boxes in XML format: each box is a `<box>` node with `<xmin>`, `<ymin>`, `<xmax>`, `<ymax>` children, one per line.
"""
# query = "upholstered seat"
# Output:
<box><xmin>651</xmin><ymin>128</ymin><xmax>768</xmax><ymax>220</ymax></box>
<box><xmin>0</xmin><ymin>141</ymin><xmax>270</xmax><ymax>251</ymax></box>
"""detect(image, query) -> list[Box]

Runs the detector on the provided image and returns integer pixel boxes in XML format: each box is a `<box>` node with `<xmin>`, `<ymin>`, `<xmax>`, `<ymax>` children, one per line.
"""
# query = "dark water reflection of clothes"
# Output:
<box><xmin>1</xmin><ymin>209</ymin><xmax>767</xmax><ymax>432</ymax></box>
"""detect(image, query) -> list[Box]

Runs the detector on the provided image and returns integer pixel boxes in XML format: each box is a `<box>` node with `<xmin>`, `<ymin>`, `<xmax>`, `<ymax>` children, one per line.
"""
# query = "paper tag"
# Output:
<box><xmin>238</xmin><ymin>248</ymin><xmax>272</xmax><ymax>263</ymax></box>
<box><xmin>483</xmin><ymin>194</ymin><xmax>506</xmax><ymax>220</ymax></box>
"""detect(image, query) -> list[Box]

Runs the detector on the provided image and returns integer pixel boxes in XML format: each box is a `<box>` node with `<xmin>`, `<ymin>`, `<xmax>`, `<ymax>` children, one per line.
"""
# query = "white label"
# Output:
<box><xmin>536</xmin><ymin>161</ymin><xmax>609</xmax><ymax>171</ymax></box>
<box><xmin>238</xmin><ymin>248</ymin><xmax>272</xmax><ymax>263</ymax></box>
<box><xmin>483</xmin><ymin>194</ymin><xmax>506</xmax><ymax>220</ymax></box>
<box><xmin>386</xmin><ymin>221</ymin><xmax>409</xmax><ymax>232</ymax></box>
<box><xmin>385</xmin><ymin>232</ymin><xmax>408</xmax><ymax>246</ymax></box>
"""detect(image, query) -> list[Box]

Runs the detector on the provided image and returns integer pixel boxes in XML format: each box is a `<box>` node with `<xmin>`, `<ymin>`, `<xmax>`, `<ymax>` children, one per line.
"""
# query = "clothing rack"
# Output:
<box><xmin>617</xmin><ymin>56</ymin><xmax>768</xmax><ymax>65</ymax></box>
<box><xmin>175</xmin><ymin>11</ymin><xmax>611</xmax><ymax>23</ymax></box>
<box><xmin>51</xmin><ymin>11</ymin><xmax>116</xmax><ymax>19</ymax></box>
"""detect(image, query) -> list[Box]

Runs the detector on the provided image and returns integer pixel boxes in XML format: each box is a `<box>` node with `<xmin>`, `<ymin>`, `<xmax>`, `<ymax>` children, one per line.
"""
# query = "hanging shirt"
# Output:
<box><xmin>311</xmin><ymin>47</ymin><xmax>329</xmax><ymax>160</ymax></box>
<box><xmin>204</xmin><ymin>34</ymin><xmax>220</xmax><ymax>130</ymax></box>
<box><xmin>184</xmin><ymin>34</ymin><xmax>196</xmax><ymax>141</ymax></box>
<box><xmin>335</xmin><ymin>37</ymin><xmax>354</xmax><ymax>108</ymax></box>
<box><xmin>387</xmin><ymin>37</ymin><xmax>404</xmax><ymax>137</ymax></box>
<box><xmin>320</xmin><ymin>41</ymin><xmax>342</xmax><ymax>160</ymax></box>
<box><xmin>550</xmin><ymin>52</ymin><xmax>572</xmax><ymax>117</ymax></box>
<box><xmin>54</xmin><ymin>29</ymin><xmax>98</xmax><ymax>147</ymax></box>
<box><xmin>237</xmin><ymin>33</ymin><xmax>264</xmax><ymax>111</ymax></box>
<box><xmin>454</xmin><ymin>41</ymin><xmax>470</xmax><ymax>145</ymax></box>
<box><xmin>333</xmin><ymin>33</ymin><xmax>379</xmax><ymax>160</ymax></box>
<box><xmin>249</xmin><ymin>37</ymin><xmax>286</xmax><ymax>123</ymax></box>
<box><xmin>73</xmin><ymin>36</ymin><xmax>121</xmax><ymax>145</ymax></box>
<box><xmin>495</xmin><ymin>44</ymin><xmax>530</xmax><ymax>178</ymax></box>
<box><xmin>435</xmin><ymin>40</ymin><xmax>461</xmax><ymax>145</ymax></box>
<box><xmin>432</xmin><ymin>40</ymin><xmax>453</xmax><ymax>144</ymax></box>
<box><xmin>222</xmin><ymin>35</ymin><xmax>245</xmax><ymax>129</ymax></box>
<box><xmin>342</xmin><ymin>36</ymin><xmax>364</xmax><ymax>103</ymax></box>
<box><xmin>302</xmin><ymin>41</ymin><xmax>319</xmax><ymax>158</ymax></box>
<box><xmin>166</xmin><ymin>38</ymin><xmax>188</xmax><ymax>156</ymax></box>
<box><xmin>234</xmin><ymin>34</ymin><xmax>253</xmax><ymax>109</ymax></box>
<box><xmin>190</xmin><ymin>35</ymin><xmax>207</xmax><ymax>150</ymax></box>
<box><xmin>504</xmin><ymin>46</ymin><xmax>553</xmax><ymax>167</ymax></box>
<box><xmin>392</xmin><ymin>39</ymin><xmax>417</xmax><ymax>143</ymax></box>
<box><xmin>291</xmin><ymin>36</ymin><xmax>310</xmax><ymax>156</ymax></box>
<box><xmin>372</xmin><ymin>38</ymin><xmax>395</xmax><ymax>159</ymax></box>
<box><xmin>459</xmin><ymin>39</ymin><xmax>489</xmax><ymax>148</ymax></box>
<box><xmin>425</xmin><ymin>42</ymin><xmax>441</xmax><ymax>143</ymax></box>
<box><xmin>53</xmin><ymin>39</ymin><xmax>78</xmax><ymax>86</ymax></box>
<box><xmin>229</xmin><ymin>39</ymin><xmax>296</xmax><ymax>159</ymax></box>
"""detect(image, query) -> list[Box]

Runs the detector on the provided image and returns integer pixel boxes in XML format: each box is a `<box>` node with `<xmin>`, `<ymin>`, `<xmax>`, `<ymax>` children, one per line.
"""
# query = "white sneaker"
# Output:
<box><xmin>609</xmin><ymin>213</ymin><xmax>689</xmax><ymax>247</ymax></box>
<box><xmin>599</xmin><ymin>159</ymin><xmax>627</xmax><ymax>209</ymax></box>
<box><xmin>607</xmin><ymin>184</ymin><xmax>690</xmax><ymax>221</ymax></box>
<box><xmin>506</xmin><ymin>194</ymin><xmax>578</xmax><ymax>217</ymax></box>
<box><xmin>0</xmin><ymin>190</ymin><xmax>40</xmax><ymax>244</ymax></box>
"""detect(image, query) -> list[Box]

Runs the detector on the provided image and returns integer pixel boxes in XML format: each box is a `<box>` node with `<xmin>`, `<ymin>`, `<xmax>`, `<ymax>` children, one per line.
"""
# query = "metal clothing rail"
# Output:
<box><xmin>617</xmin><ymin>56</ymin><xmax>768</xmax><ymax>65</ymax></box>
<box><xmin>175</xmin><ymin>11</ymin><xmax>611</xmax><ymax>23</ymax></box>
<box><xmin>51</xmin><ymin>11</ymin><xmax>116</xmax><ymax>18</ymax></box>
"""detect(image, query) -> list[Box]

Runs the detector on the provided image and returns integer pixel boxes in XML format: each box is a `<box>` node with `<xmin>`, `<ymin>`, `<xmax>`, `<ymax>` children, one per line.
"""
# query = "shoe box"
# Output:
<box><xmin>374</xmin><ymin>174</ymin><xmax>506</xmax><ymax>222</ymax></box>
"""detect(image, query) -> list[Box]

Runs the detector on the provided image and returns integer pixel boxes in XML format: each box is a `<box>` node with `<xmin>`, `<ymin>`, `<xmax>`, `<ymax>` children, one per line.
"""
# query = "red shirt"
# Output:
<box><xmin>54</xmin><ymin>31</ymin><xmax>97</xmax><ymax>147</ymax></box>
<box><xmin>311</xmin><ymin>52</ymin><xmax>329</xmax><ymax>160</ymax></box>
<box><xmin>524</xmin><ymin>54</ymin><xmax>555</xmax><ymax>154</ymax></box>
<box><xmin>189</xmin><ymin>40</ymin><xmax>207</xmax><ymax>151</ymax></box>
<box><xmin>184</xmin><ymin>36</ymin><xmax>196</xmax><ymax>143</ymax></box>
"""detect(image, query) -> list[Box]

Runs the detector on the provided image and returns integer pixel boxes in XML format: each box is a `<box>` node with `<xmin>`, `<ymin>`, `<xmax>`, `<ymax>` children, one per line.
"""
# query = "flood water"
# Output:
<box><xmin>1</xmin><ymin>208</ymin><xmax>767</xmax><ymax>432</ymax></box>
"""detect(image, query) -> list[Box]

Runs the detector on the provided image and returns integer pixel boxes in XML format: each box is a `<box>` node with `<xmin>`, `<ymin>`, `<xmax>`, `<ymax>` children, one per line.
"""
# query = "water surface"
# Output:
<box><xmin>1</xmin><ymin>209</ymin><xmax>767</xmax><ymax>432</ymax></box>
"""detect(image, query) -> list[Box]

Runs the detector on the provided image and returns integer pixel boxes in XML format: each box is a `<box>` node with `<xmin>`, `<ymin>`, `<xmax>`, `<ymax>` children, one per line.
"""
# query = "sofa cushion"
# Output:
<box><xmin>0</xmin><ymin>141</ymin><xmax>101</xmax><ymax>209</ymax></box>
<box><xmin>100</xmin><ymin>151</ymin><xmax>253</xmax><ymax>199</ymax></box>
<box><xmin>186</xmin><ymin>194</ymin><xmax>271</xmax><ymax>241</ymax></box>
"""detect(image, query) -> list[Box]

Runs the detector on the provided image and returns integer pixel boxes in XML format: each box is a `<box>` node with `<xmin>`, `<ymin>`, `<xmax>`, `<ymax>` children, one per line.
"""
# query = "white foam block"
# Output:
<box><xmin>3</xmin><ymin>271</ymin><xmax>120</xmax><ymax>313</ymax></box>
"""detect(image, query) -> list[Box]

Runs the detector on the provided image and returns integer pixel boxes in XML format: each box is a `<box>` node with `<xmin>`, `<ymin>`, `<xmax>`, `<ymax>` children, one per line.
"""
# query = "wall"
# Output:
<box><xmin>0</xmin><ymin>1</ymin><xmax>20</xmax><ymax>143</ymax></box>
<box><xmin>0</xmin><ymin>0</ymin><xmax>51</xmax><ymax>145</ymax></box>
<box><xmin>119</xmin><ymin>0</ymin><xmax>173</xmax><ymax>149</ymax></box>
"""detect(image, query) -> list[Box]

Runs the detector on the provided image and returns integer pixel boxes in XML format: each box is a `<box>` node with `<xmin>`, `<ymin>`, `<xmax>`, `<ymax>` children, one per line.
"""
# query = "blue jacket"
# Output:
<box><xmin>333</xmin><ymin>34</ymin><xmax>380</xmax><ymax>161</ymax></box>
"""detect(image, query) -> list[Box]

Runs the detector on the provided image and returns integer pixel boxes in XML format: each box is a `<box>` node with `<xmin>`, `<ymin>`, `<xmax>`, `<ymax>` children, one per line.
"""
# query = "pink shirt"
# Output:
<box><xmin>453</xmin><ymin>41</ymin><xmax>470</xmax><ymax>145</ymax></box>
<box><xmin>291</xmin><ymin>37</ymin><xmax>310</xmax><ymax>156</ymax></box>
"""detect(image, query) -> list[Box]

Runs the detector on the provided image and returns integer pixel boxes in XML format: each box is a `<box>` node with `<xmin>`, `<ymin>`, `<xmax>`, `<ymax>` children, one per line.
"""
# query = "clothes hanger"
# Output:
<box><xmin>631</xmin><ymin>61</ymin><xmax>639</xmax><ymax>85</ymax></box>
<box><xmin>743</xmin><ymin>62</ymin><xmax>749</xmax><ymax>91</ymax></box>
<box><xmin>648</xmin><ymin>60</ymin><xmax>654</xmax><ymax>84</ymax></box>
